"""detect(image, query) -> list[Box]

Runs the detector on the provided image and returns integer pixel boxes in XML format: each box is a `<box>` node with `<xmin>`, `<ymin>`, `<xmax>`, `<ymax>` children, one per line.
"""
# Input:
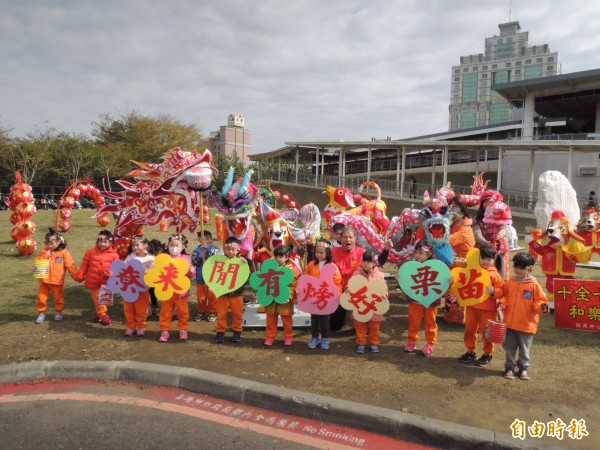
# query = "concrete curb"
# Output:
<box><xmin>0</xmin><ymin>360</ymin><xmax>565</xmax><ymax>450</ymax></box>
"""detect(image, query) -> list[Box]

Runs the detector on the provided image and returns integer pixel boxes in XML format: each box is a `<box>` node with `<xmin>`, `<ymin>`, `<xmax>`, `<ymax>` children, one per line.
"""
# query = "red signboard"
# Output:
<box><xmin>553</xmin><ymin>278</ymin><xmax>600</xmax><ymax>332</ymax></box>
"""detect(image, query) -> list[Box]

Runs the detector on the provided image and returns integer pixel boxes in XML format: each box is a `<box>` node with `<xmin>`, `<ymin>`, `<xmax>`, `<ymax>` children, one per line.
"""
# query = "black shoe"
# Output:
<box><xmin>459</xmin><ymin>351</ymin><xmax>477</xmax><ymax>363</ymax></box>
<box><xmin>475</xmin><ymin>354</ymin><xmax>493</xmax><ymax>366</ymax></box>
<box><xmin>215</xmin><ymin>332</ymin><xmax>225</xmax><ymax>344</ymax></box>
<box><xmin>232</xmin><ymin>331</ymin><xmax>241</xmax><ymax>343</ymax></box>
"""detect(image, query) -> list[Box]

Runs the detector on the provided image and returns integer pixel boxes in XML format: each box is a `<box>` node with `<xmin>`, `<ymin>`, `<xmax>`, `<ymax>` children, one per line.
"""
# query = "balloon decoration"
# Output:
<box><xmin>55</xmin><ymin>180</ymin><xmax>109</xmax><ymax>232</ymax></box>
<box><xmin>9</xmin><ymin>171</ymin><xmax>37</xmax><ymax>256</ymax></box>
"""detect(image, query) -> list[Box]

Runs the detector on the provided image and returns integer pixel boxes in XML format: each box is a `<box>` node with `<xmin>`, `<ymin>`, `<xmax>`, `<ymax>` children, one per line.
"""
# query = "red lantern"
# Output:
<box><xmin>11</xmin><ymin>182</ymin><xmax>32</xmax><ymax>194</ymax></box>
<box><xmin>88</xmin><ymin>186</ymin><xmax>100</xmax><ymax>196</ymax></box>
<box><xmin>78</xmin><ymin>184</ymin><xmax>90</xmax><ymax>194</ymax></box>
<box><xmin>288</xmin><ymin>200</ymin><xmax>297</xmax><ymax>209</ymax></box>
<box><xmin>94</xmin><ymin>195</ymin><xmax>105</xmax><ymax>207</ymax></box>
<box><xmin>281</xmin><ymin>194</ymin><xmax>290</xmax><ymax>204</ymax></box>
<box><xmin>12</xmin><ymin>189</ymin><xmax>34</xmax><ymax>204</ymax></box>
<box><xmin>69</xmin><ymin>188</ymin><xmax>81</xmax><ymax>200</ymax></box>
<box><xmin>60</xmin><ymin>208</ymin><xmax>72</xmax><ymax>219</ymax></box>
<box><xmin>59</xmin><ymin>219</ymin><xmax>72</xmax><ymax>232</ymax></box>
<box><xmin>97</xmin><ymin>214</ymin><xmax>110</xmax><ymax>227</ymax></box>
<box><xmin>10</xmin><ymin>225</ymin><xmax>19</xmax><ymax>241</ymax></box>
<box><xmin>15</xmin><ymin>201</ymin><xmax>36</xmax><ymax>218</ymax></box>
<box><xmin>17</xmin><ymin>219</ymin><xmax>36</xmax><ymax>237</ymax></box>
<box><xmin>273</xmin><ymin>190</ymin><xmax>281</xmax><ymax>199</ymax></box>
<box><xmin>114</xmin><ymin>237</ymin><xmax>130</xmax><ymax>260</ymax></box>
<box><xmin>16</xmin><ymin>238</ymin><xmax>37</xmax><ymax>256</ymax></box>
<box><xmin>203</xmin><ymin>204</ymin><xmax>210</xmax><ymax>224</ymax></box>
<box><xmin>62</xmin><ymin>196</ymin><xmax>75</xmax><ymax>208</ymax></box>
<box><xmin>10</xmin><ymin>212</ymin><xmax>21</xmax><ymax>225</ymax></box>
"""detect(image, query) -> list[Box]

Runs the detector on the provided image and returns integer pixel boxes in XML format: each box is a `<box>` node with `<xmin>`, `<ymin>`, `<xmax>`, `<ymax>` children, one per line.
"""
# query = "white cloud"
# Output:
<box><xmin>1</xmin><ymin>0</ymin><xmax>599</xmax><ymax>153</ymax></box>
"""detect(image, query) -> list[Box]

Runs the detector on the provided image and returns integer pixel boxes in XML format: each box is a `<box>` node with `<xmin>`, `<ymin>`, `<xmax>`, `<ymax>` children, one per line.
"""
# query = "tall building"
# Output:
<box><xmin>449</xmin><ymin>21</ymin><xmax>561</xmax><ymax>130</ymax></box>
<box><xmin>208</xmin><ymin>114</ymin><xmax>251</xmax><ymax>165</ymax></box>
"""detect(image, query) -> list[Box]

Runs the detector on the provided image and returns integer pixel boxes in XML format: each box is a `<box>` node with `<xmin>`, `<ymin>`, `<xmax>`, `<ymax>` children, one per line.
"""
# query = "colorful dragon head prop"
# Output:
<box><xmin>97</xmin><ymin>148</ymin><xmax>216</xmax><ymax>236</ymax></box>
<box><xmin>422</xmin><ymin>214</ymin><xmax>455</xmax><ymax>266</ymax></box>
<box><xmin>207</xmin><ymin>167</ymin><xmax>258</xmax><ymax>253</ymax></box>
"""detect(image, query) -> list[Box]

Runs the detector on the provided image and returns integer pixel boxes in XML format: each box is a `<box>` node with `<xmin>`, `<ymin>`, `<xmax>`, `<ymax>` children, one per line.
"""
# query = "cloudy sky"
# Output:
<box><xmin>1</xmin><ymin>0</ymin><xmax>599</xmax><ymax>154</ymax></box>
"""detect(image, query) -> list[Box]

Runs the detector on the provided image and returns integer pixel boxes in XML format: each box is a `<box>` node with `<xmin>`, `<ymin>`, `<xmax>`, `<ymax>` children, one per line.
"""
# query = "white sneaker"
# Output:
<box><xmin>54</xmin><ymin>313</ymin><xmax>63</xmax><ymax>321</ymax></box>
<box><xmin>35</xmin><ymin>313</ymin><xmax>46</xmax><ymax>324</ymax></box>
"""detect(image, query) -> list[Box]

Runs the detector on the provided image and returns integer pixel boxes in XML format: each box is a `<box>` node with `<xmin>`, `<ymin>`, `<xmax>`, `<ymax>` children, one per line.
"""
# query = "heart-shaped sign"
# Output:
<box><xmin>398</xmin><ymin>260</ymin><xmax>451</xmax><ymax>307</ymax></box>
<box><xmin>450</xmin><ymin>247</ymin><xmax>491</xmax><ymax>307</ymax></box>
<box><xmin>107</xmin><ymin>259</ymin><xmax>148</xmax><ymax>303</ymax></box>
<box><xmin>144</xmin><ymin>253</ymin><xmax>191</xmax><ymax>301</ymax></box>
<box><xmin>296</xmin><ymin>263</ymin><xmax>341</xmax><ymax>315</ymax></box>
<box><xmin>249</xmin><ymin>259</ymin><xmax>295</xmax><ymax>307</ymax></box>
<box><xmin>202</xmin><ymin>254</ymin><xmax>250</xmax><ymax>298</ymax></box>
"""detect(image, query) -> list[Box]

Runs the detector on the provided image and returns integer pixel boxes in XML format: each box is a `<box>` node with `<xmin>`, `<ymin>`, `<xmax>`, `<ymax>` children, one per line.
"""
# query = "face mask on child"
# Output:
<box><xmin>169</xmin><ymin>246</ymin><xmax>182</xmax><ymax>255</ymax></box>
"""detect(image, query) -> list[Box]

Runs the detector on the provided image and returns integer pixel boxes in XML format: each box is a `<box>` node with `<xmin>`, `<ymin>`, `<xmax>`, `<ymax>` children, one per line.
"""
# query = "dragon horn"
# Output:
<box><xmin>222</xmin><ymin>167</ymin><xmax>235</xmax><ymax>197</ymax></box>
<box><xmin>240</xmin><ymin>169</ymin><xmax>254</xmax><ymax>193</ymax></box>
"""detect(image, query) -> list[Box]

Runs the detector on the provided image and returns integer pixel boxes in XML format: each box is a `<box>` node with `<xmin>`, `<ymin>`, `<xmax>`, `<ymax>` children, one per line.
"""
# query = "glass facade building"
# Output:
<box><xmin>449</xmin><ymin>21</ymin><xmax>561</xmax><ymax>130</ymax></box>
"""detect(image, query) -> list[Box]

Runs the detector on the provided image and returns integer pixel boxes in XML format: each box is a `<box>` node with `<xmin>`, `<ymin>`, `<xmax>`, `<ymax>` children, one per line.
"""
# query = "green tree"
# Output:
<box><xmin>48</xmin><ymin>132</ymin><xmax>96</xmax><ymax>186</ymax></box>
<box><xmin>92</xmin><ymin>110</ymin><xmax>206</xmax><ymax>165</ymax></box>
<box><xmin>0</xmin><ymin>125</ymin><xmax>54</xmax><ymax>185</ymax></box>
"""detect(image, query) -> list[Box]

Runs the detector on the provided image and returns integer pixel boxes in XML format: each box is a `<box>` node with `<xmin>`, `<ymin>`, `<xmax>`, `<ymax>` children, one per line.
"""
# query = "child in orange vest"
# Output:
<box><xmin>403</xmin><ymin>240</ymin><xmax>445</xmax><ymax>356</ymax></box>
<box><xmin>214</xmin><ymin>237</ymin><xmax>248</xmax><ymax>344</ymax></box>
<box><xmin>459</xmin><ymin>245</ymin><xmax>504</xmax><ymax>366</ymax></box>
<box><xmin>264</xmin><ymin>245</ymin><xmax>299</xmax><ymax>347</ymax></box>
<box><xmin>75</xmin><ymin>230</ymin><xmax>120</xmax><ymax>325</ymax></box>
<box><xmin>497</xmin><ymin>252</ymin><xmax>549</xmax><ymax>381</ymax></box>
<box><xmin>123</xmin><ymin>235</ymin><xmax>155</xmax><ymax>337</ymax></box>
<box><xmin>158</xmin><ymin>234</ymin><xmax>195</xmax><ymax>342</ymax></box>
<box><xmin>303</xmin><ymin>239</ymin><xmax>342</xmax><ymax>350</ymax></box>
<box><xmin>352</xmin><ymin>250</ymin><xmax>388</xmax><ymax>354</ymax></box>
<box><xmin>34</xmin><ymin>228</ymin><xmax>78</xmax><ymax>324</ymax></box>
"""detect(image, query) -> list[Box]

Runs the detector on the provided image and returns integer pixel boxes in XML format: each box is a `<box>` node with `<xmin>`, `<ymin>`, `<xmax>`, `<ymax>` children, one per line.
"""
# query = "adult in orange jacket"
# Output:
<box><xmin>448</xmin><ymin>196</ymin><xmax>476</xmax><ymax>264</ymax></box>
<box><xmin>331</xmin><ymin>227</ymin><xmax>390</xmax><ymax>331</ymax></box>
<box><xmin>497</xmin><ymin>252</ymin><xmax>549</xmax><ymax>381</ymax></box>
<box><xmin>75</xmin><ymin>230</ymin><xmax>120</xmax><ymax>325</ymax></box>
<box><xmin>34</xmin><ymin>228</ymin><xmax>78</xmax><ymax>324</ymax></box>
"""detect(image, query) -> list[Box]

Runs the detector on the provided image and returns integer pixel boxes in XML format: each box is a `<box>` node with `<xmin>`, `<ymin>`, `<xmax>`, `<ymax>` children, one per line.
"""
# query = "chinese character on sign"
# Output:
<box><xmin>249</xmin><ymin>259</ymin><xmax>295</xmax><ymax>307</ymax></box>
<box><xmin>202</xmin><ymin>255</ymin><xmax>250</xmax><ymax>297</ymax></box>
<box><xmin>450</xmin><ymin>248</ymin><xmax>491</xmax><ymax>307</ymax></box>
<box><xmin>143</xmin><ymin>253</ymin><xmax>191</xmax><ymax>301</ymax></box>
<box><xmin>107</xmin><ymin>259</ymin><xmax>149</xmax><ymax>302</ymax></box>
<box><xmin>296</xmin><ymin>263</ymin><xmax>341</xmax><ymax>315</ymax></box>
<box><xmin>340</xmin><ymin>276</ymin><xmax>389</xmax><ymax>322</ymax></box>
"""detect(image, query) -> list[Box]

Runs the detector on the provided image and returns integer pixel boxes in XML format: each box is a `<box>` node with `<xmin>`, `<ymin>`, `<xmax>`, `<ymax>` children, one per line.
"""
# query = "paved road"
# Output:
<box><xmin>0</xmin><ymin>380</ymin><xmax>432</xmax><ymax>450</ymax></box>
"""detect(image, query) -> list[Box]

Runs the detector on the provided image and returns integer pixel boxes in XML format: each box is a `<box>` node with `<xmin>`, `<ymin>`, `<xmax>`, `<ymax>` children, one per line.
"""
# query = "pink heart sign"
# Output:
<box><xmin>398</xmin><ymin>260</ymin><xmax>452</xmax><ymax>307</ymax></box>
